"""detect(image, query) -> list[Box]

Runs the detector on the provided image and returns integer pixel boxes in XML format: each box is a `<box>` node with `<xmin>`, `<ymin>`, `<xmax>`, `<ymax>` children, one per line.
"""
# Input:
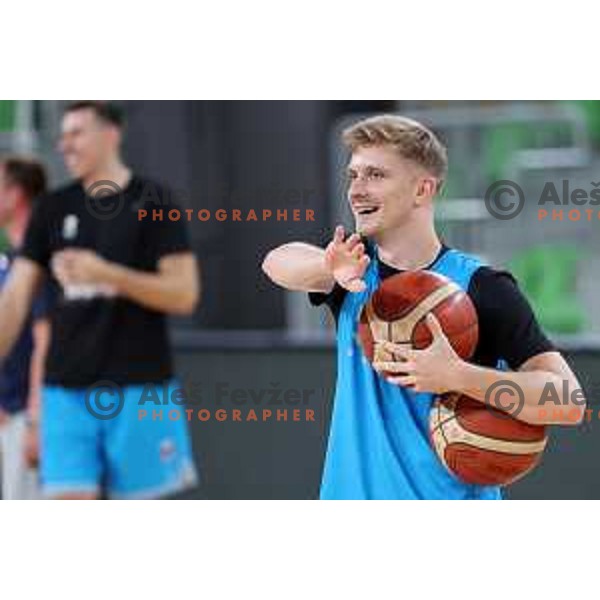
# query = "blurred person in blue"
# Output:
<box><xmin>0</xmin><ymin>102</ymin><xmax>200</xmax><ymax>499</ymax></box>
<box><xmin>0</xmin><ymin>157</ymin><xmax>51</xmax><ymax>499</ymax></box>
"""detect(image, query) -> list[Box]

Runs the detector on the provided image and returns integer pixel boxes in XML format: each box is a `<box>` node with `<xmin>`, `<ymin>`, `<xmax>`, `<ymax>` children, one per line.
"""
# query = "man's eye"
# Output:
<box><xmin>369</xmin><ymin>171</ymin><xmax>384</xmax><ymax>180</ymax></box>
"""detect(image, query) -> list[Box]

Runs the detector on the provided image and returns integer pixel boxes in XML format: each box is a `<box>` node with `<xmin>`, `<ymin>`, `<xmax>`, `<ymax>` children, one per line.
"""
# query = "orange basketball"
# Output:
<box><xmin>358</xmin><ymin>270</ymin><xmax>478</xmax><ymax>370</ymax></box>
<box><xmin>430</xmin><ymin>393</ymin><xmax>548</xmax><ymax>486</ymax></box>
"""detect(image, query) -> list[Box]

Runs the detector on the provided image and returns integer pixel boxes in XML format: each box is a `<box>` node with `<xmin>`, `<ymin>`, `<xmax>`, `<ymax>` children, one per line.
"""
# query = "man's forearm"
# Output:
<box><xmin>449</xmin><ymin>361</ymin><xmax>583</xmax><ymax>425</ymax></box>
<box><xmin>262</xmin><ymin>243</ymin><xmax>334</xmax><ymax>292</ymax></box>
<box><xmin>104</xmin><ymin>261</ymin><xmax>198</xmax><ymax>315</ymax></box>
<box><xmin>0</xmin><ymin>261</ymin><xmax>40</xmax><ymax>359</ymax></box>
<box><xmin>0</xmin><ymin>293</ymin><xmax>27</xmax><ymax>359</ymax></box>
<box><xmin>27</xmin><ymin>319</ymin><xmax>50</xmax><ymax>423</ymax></box>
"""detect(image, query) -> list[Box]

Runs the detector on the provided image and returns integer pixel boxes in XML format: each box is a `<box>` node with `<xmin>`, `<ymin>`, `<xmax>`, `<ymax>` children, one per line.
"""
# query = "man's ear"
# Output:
<box><xmin>414</xmin><ymin>177</ymin><xmax>437</xmax><ymax>205</ymax></box>
<box><xmin>106</xmin><ymin>125</ymin><xmax>122</xmax><ymax>150</ymax></box>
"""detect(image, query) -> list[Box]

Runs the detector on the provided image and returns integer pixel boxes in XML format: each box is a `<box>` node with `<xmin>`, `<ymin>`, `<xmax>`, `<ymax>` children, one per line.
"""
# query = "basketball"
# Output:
<box><xmin>358</xmin><ymin>270</ymin><xmax>479</xmax><ymax>368</ymax></box>
<box><xmin>430</xmin><ymin>393</ymin><xmax>548</xmax><ymax>486</ymax></box>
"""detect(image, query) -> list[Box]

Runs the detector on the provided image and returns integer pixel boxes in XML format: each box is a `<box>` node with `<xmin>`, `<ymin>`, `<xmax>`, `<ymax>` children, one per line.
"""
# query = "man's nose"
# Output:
<box><xmin>349</xmin><ymin>182</ymin><xmax>369</xmax><ymax>202</ymax></box>
<box><xmin>349</xmin><ymin>176</ymin><xmax>368</xmax><ymax>197</ymax></box>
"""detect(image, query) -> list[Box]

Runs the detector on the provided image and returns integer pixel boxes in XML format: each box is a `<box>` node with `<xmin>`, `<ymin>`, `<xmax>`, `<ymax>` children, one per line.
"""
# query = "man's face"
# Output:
<box><xmin>346</xmin><ymin>145</ymin><xmax>430</xmax><ymax>238</ymax></box>
<box><xmin>59</xmin><ymin>109</ymin><xmax>117</xmax><ymax>180</ymax></box>
<box><xmin>0</xmin><ymin>166</ymin><xmax>18</xmax><ymax>226</ymax></box>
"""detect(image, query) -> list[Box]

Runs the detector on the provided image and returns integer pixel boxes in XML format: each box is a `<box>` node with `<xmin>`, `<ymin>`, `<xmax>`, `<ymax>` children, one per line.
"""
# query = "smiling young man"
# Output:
<box><xmin>0</xmin><ymin>101</ymin><xmax>200</xmax><ymax>499</ymax></box>
<box><xmin>262</xmin><ymin>114</ymin><xmax>585</xmax><ymax>500</ymax></box>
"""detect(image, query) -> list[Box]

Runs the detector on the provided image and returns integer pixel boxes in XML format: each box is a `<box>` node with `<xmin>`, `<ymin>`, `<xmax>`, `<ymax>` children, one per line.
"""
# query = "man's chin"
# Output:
<box><xmin>355</xmin><ymin>221</ymin><xmax>380</xmax><ymax>238</ymax></box>
<box><xmin>68</xmin><ymin>168</ymin><xmax>91</xmax><ymax>183</ymax></box>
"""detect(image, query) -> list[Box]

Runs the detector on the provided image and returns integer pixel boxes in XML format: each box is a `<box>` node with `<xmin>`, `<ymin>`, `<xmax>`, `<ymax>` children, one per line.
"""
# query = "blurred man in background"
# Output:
<box><xmin>0</xmin><ymin>101</ymin><xmax>200</xmax><ymax>499</ymax></box>
<box><xmin>0</xmin><ymin>157</ymin><xmax>50</xmax><ymax>499</ymax></box>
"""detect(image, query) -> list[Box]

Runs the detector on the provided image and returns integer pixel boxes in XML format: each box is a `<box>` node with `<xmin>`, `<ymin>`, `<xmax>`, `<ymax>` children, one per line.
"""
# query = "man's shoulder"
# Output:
<box><xmin>28</xmin><ymin>182</ymin><xmax>82</xmax><ymax>223</ymax></box>
<box><xmin>40</xmin><ymin>181</ymin><xmax>82</xmax><ymax>203</ymax></box>
<box><xmin>132</xmin><ymin>176</ymin><xmax>176</xmax><ymax>201</ymax></box>
<box><xmin>468</xmin><ymin>265</ymin><xmax>523</xmax><ymax>318</ymax></box>
<box><xmin>441</xmin><ymin>247</ymin><xmax>487</xmax><ymax>269</ymax></box>
<box><xmin>470</xmin><ymin>265</ymin><xmax>517</xmax><ymax>289</ymax></box>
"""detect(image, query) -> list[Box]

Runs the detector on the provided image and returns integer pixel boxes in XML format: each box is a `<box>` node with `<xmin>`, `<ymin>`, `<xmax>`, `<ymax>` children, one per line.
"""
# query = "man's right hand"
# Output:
<box><xmin>23</xmin><ymin>419</ymin><xmax>39</xmax><ymax>469</ymax></box>
<box><xmin>324</xmin><ymin>226</ymin><xmax>370</xmax><ymax>293</ymax></box>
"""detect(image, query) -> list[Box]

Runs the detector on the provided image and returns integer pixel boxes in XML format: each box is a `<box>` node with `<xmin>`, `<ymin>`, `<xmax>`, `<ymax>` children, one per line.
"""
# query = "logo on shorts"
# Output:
<box><xmin>159</xmin><ymin>438</ymin><xmax>176</xmax><ymax>462</ymax></box>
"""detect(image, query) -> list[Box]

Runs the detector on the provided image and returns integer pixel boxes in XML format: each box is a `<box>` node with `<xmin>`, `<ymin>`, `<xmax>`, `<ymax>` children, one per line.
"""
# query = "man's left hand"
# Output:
<box><xmin>373</xmin><ymin>313</ymin><xmax>465</xmax><ymax>394</ymax></box>
<box><xmin>51</xmin><ymin>248</ymin><xmax>113</xmax><ymax>287</ymax></box>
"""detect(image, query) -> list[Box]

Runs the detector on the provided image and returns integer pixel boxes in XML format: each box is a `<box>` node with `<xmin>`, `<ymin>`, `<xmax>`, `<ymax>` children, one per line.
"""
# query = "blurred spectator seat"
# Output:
<box><xmin>509</xmin><ymin>245</ymin><xmax>585</xmax><ymax>334</ymax></box>
<box><xmin>572</xmin><ymin>101</ymin><xmax>600</xmax><ymax>148</ymax></box>
<box><xmin>0</xmin><ymin>101</ymin><xmax>16</xmax><ymax>131</ymax></box>
<box><xmin>483</xmin><ymin>123</ymin><xmax>530</xmax><ymax>184</ymax></box>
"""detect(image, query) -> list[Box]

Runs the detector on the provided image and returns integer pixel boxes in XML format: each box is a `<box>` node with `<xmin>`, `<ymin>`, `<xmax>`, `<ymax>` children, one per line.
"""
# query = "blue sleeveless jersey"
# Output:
<box><xmin>320</xmin><ymin>247</ymin><xmax>502</xmax><ymax>500</ymax></box>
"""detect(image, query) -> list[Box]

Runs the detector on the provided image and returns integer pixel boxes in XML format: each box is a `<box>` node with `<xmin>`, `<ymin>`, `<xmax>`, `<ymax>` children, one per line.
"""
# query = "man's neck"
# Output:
<box><xmin>82</xmin><ymin>161</ymin><xmax>132</xmax><ymax>192</ymax></box>
<box><xmin>374</xmin><ymin>219</ymin><xmax>442</xmax><ymax>271</ymax></box>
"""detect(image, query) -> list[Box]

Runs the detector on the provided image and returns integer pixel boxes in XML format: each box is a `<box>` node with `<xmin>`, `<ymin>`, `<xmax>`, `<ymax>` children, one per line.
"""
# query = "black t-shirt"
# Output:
<box><xmin>309</xmin><ymin>245</ymin><xmax>555</xmax><ymax>370</ymax></box>
<box><xmin>21</xmin><ymin>176</ymin><xmax>191</xmax><ymax>387</ymax></box>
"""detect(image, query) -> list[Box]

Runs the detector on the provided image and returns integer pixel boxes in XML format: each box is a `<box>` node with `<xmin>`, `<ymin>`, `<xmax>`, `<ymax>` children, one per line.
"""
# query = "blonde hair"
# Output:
<box><xmin>342</xmin><ymin>114</ymin><xmax>448</xmax><ymax>190</ymax></box>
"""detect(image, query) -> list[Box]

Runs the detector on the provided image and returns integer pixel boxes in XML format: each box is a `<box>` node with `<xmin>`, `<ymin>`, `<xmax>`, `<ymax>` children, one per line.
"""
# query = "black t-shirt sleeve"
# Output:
<box><xmin>142</xmin><ymin>192</ymin><xmax>191</xmax><ymax>261</ymax></box>
<box><xmin>469</xmin><ymin>267</ymin><xmax>556</xmax><ymax>370</ymax></box>
<box><xmin>307</xmin><ymin>233</ymin><xmax>374</xmax><ymax>319</ymax></box>
<box><xmin>31</xmin><ymin>279</ymin><xmax>56</xmax><ymax>321</ymax></box>
<box><xmin>20</xmin><ymin>198</ymin><xmax>51</xmax><ymax>268</ymax></box>
<box><xmin>309</xmin><ymin>284</ymin><xmax>348</xmax><ymax>321</ymax></box>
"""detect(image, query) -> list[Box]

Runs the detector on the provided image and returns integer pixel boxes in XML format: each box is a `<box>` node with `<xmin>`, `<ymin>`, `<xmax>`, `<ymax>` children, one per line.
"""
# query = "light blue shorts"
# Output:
<box><xmin>41</xmin><ymin>380</ymin><xmax>199</xmax><ymax>499</ymax></box>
